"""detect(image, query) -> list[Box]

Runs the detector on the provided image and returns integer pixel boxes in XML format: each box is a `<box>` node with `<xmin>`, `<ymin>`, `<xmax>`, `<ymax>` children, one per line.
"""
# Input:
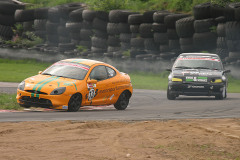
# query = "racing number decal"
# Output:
<box><xmin>86</xmin><ymin>83</ymin><xmax>98</xmax><ymax>104</ymax></box>
<box><xmin>88</xmin><ymin>88</ymin><xmax>96</xmax><ymax>100</ymax></box>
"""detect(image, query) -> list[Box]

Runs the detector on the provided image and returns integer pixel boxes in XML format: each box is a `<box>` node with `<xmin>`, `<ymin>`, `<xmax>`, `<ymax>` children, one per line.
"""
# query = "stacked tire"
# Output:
<box><xmin>0</xmin><ymin>1</ymin><xmax>24</xmax><ymax>40</ymax></box>
<box><xmin>176</xmin><ymin>16</ymin><xmax>196</xmax><ymax>53</ymax></box>
<box><xmin>128</xmin><ymin>13</ymin><xmax>145</xmax><ymax>58</ymax></box>
<box><xmin>91</xmin><ymin>11</ymin><xmax>108</xmax><ymax>57</ymax></box>
<box><xmin>153</xmin><ymin>11</ymin><xmax>171</xmax><ymax>60</ymax></box>
<box><xmin>34</xmin><ymin>8</ymin><xmax>48</xmax><ymax>40</ymax></box>
<box><xmin>164</xmin><ymin>13</ymin><xmax>189</xmax><ymax>59</ymax></box>
<box><xmin>216</xmin><ymin>17</ymin><xmax>228</xmax><ymax>59</ymax></box>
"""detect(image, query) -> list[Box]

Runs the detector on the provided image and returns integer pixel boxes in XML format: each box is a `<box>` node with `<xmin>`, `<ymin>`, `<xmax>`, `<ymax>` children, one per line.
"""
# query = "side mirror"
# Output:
<box><xmin>38</xmin><ymin>71</ymin><xmax>42</xmax><ymax>74</ymax></box>
<box><xmin>166</xmin><ymin>68</ymin><xmax>172</xmax><ymax>72</ymax></box>
<box><xmin>87</xmin><ymin>79</ymin><xmax>97</xmax><ymax>84</ymax></box>
<box><xmin>223</xmin><ymin>70</ymin><xmax>231</xmax><ymax>74</ymax></box>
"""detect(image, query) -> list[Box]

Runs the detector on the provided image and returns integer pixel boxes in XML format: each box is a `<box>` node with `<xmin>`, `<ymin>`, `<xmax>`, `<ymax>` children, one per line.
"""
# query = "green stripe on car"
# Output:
<box><xmin>36</xmin><ymin>77</ymin><xmax>60</xmax><ymax>92</ymax></box>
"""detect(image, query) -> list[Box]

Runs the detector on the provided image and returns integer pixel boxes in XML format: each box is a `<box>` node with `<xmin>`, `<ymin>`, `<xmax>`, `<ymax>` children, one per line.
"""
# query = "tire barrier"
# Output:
<box><xmin>1</xmin><ymin>2</ymin><xmax>240</xmax><ymax>64</ymax></box>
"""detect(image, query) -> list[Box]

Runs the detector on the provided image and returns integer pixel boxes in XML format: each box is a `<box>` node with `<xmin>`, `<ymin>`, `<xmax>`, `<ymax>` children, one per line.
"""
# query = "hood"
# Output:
<box><xmin>172</xmin><ymin>69</ymin><xmax>223</xmax><ymax>78</ymax></box>
<box><xmin>24</xmin><ymin>74</ymin><xmax>80</xmax><ymax>94</ymax></box>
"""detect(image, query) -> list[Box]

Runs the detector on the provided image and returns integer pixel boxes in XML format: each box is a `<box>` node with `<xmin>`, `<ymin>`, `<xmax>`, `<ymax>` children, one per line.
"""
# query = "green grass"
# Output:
<box><xmin>0</xmin><ymin>93</ymin><xmax>22</xmax><ymax>110</ymax></box>
<box><xmin>0</xmin><ymin>59</ymin><xmax>50</xmax><ymax>82</ymax></box>
<box><xmin>20</xmin><ymin>0</ymin><xmax>235</xmax><ymax>13</ymax></box>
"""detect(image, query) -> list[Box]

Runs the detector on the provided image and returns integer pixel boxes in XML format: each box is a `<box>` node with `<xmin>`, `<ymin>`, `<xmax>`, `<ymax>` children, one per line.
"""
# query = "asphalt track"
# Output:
<box><xmin>0</xmin><ymin>82</ymin><xmax>240</xmax><ymax>122</ymax></box>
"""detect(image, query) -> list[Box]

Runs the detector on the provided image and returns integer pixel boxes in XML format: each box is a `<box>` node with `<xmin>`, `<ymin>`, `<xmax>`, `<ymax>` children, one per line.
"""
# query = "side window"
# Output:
<box><xmin>90</xmin><ymin>66</ymin><xmax>108</xmax><ymax>81</ymax></box>
<box><xmin>106</xmin><ymin>67</ymin><xmax>116</xmax><ymax>78</ymax></box>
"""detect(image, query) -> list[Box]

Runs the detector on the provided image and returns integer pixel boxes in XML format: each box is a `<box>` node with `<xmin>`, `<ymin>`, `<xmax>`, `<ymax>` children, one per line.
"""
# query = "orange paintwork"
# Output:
<box><xmin>16</xmin><ymin>59</ymin><xmax>133</xmax><ymax>110</ymax></box>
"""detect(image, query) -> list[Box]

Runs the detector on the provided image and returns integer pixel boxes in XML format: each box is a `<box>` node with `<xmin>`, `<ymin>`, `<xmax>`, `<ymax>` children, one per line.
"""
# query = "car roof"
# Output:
<box><xmin>61</xmin><ymin>58</ymin><xmax>105</xmax><ymax>67</ymax></box>
<box><xmin>179</xmin><ymin>53</ymin><xmax>220</xmax><ymax>58</ymax></box>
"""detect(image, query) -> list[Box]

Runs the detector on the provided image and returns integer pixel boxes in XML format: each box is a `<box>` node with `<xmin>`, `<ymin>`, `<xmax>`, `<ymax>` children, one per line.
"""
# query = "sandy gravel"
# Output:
<box><xmin>0</xmin><ymin>119</ymin><xmax>240</xmax><ymax>160</ymax></box>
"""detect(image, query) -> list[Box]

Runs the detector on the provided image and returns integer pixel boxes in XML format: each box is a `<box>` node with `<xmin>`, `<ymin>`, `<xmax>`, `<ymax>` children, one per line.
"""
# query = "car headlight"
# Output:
<box><xmin>171</xmin><ymin>78</ymin><xmax>182</xmax><ymax>82</ymax></box>
<box><xmin>50</xmin><ymin>87</ymin><xmax>66</xmax><ymax>95</ymax></box>
<box><xmin>18</xmin><ymin>81</ymin><xmax>25</xmax><ymax>91</ymax></box>
<box><xmin>211</xmin><ymin>78</ymin><xmax>222</xmax><ymax>83</ymax></box>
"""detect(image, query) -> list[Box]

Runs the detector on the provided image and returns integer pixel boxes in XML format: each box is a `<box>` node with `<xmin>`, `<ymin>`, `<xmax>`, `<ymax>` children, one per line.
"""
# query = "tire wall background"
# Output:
<box><xmin>0</xmin><ymin>1</ymin><xmax>240</xmax><ymax>67</ymax></box>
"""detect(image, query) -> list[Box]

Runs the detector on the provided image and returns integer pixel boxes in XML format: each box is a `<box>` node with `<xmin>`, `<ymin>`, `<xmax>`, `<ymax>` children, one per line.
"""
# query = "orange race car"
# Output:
<box><xmin>16</xmin><ymin>59</ymin><xmax>133</xmax><ymax>112</ymax></box>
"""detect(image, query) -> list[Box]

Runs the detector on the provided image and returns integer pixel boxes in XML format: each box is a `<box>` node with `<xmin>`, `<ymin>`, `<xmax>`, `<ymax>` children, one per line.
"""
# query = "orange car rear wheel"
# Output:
<box><xmin>114</xmin><ymin>91</ymin><xmax>130</xmax><ymax>110</ymax></box>
<box><xmin>67</xmin><ymin>93</ymin><xmax>82</xmax><ymax>112</ymax></box>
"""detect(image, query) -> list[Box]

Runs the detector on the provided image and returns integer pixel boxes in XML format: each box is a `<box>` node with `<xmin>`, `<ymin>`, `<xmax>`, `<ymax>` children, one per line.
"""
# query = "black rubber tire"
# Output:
<box><xmin>120</xmin><ymin>42</ymin><xmax>131</xmax><ymax>50</ymax></box>
<box><xmin>193</xmin><ymin>2</ymin><xmax>211</xmax><ymax>20</ymax></box>
<box><xmin>0</xmin><ymin>2</ymin><xmax>24</xmax><ymax>15</ymax></box>
<box><xmin>130</xmin><ymin>37</ymin><xmax>144</xmax><ymax>48</ymax></box>
<box><xmin>107</xmin><ymin>23</ymin><xmax>120</xmax><ymax>35</ymax></box>
<box><xmin>91</xmin><ymin>46</ymin><xmax>106</xmax><ymax>53</ymax></box>
<box><xmin>95</xmin><ymin>11</ymin><xmax>109</xmax><ymax>21</ymax></box>
<box><xmin>164</xmin><ymin>14</ymin><xmax>190</xmax><ymax>29</ymax></box>
<box><xmin>46</xmin><ymin>21</ymin><xmax>59</xmax><ymax>34</ymax></box>
<box><xmin>108</xmin><ymin>35</ymin><xmax>120</xmax><ymax>47</ymax></box>
<box><xmin>176</xmin><ymin>17</ymin><xmax>195</xmax><ymax>38</ymax></box>
<box><xmin>68</xmin><ymin>93</ymin><xmax>82</xmax><ymax>112</ymax></box>
<box><xmin>79</xmin><ymin>40</ymin><xmax>91</xmax><ymax>48</ymax></box>
<box><xmin>118</xmin><ymin>23</ymin><xmax>130</xmax><ymax>33</ymax></box>
<box><xmin>154</xmin><ymin>32</ymin><xmax>168</xmax><ymax>44</ymax></box>
<box><xmin>66</xmin><ymin>22</ymin><xmax>82</xmax><ymax>33</ymax></box>
<box><xmin>194</xmin><ymin>18</ymin><xmax>216</xmax><ymax>33</ymax></box>
<box><xmin>144</xmin><ymin>38</ymin><xmax>159</xmax><ymax>51</ymax></box>
<box><xmin>217</xmin><ymin>37</ymin><xmax>227</xmax><ymax>49</ymax></box>
<box><xmin>58</xmin><ymin>43</ymin><xmax>76</xmax><ymax>52</ymax></box>
<box><xmin>167</xmin><ymin>29</ymin><xmax>179</xmax><ymax>40</ymax></box>
<box><xmin>234</xmin><ymin>3</ymin><xmax>240</xmax><ymax>21</ymax></box>
<box><xmin>215</xmin><ymin>85</ymin><xmax>226</xmax><ymax>100</ymax></box>
<box><xmin>92</xmin><ymin>18</ymin><xmax>107</xmax><ymax>32</ymax></box>
<box><xmin>47</xmin><ymin>34</ymin><xmax>59</xmax><ymax>43</ymax></box>
<box><xmin>93</xmin><ymin>29</ymin><xmax>108</xmax><ymax>39</ymax></box>
<box><xmin>81</xmin><ymin>20</ymin><xmax>92</xmax><ymax>29</ymax></box>
<box><xmin>216</xmin><ymin>48</ymin><xmax>229</xmax><ymax>59</ymax></box>
<box><xmin>169</xmin><ymin>39</ymin><xmax>180</xmax><ymax>50</ymax></box>
<box><xmin>160</xmin><ymin>52</ymin><xmax>176</xmax><ymax>59</ymax></box>
<box><xmin>179</xmin><ymin>37</ymin><xmax>193</xmax><ymax>45</ymax></box>
<box><xmin>130</xmin><ymin>49</ymin><xmax>146</xmax><ymax>58</ymax></box>
<box><xmin>34</xmin><ymin>30</ymin><xmax>47</xmax><ymax>40</ymax></box>
<box><xmin>107</xmin><ymin>46</ymin><xmax>120</xmax><ymax>52</ymax></box>
<box><xmin>34</xmin><ymin>19</ymin><xmax>47</xmax><ymax>31</ymax></box>
<box><xmin>152</xmin><ymin>23</ymin><xmax>167</xmax><ymax>33</ymax></box>
<box><xmin>82</xmin><ymin>10</ymin><xmax>96</xmax><ymax>22</ymax></box>
<box><xmin>139</xmin><ymin>23</ymin><xmax>153</xmax><ymax>38</ymax></box>
<box><xmin>34</xmin><ymin>7</ymin><xmax>49</xmax><ymax>19</ymax></box>
<box><xmin>70</xmin><ymin>32</ymin><xmax>80</xmax><ymax>41</ymax></box>
<box><xmin>193</xmin><ymin>32</ymin><xmax>217</xmax><ymax>50</ymax></box>
<box><xmin>153</xmin><ymin>11</ymin><xmax>171</xmax><ymax>23</ymax></box>
<box><xmin>80</xmin><ymin>29</ymin><xmax>93</xmax><ymax>41</ymax></box>
<box><xmin>119</xmin><ymin>33</ymin><xmax>131</xmax><ymax>43</ymax></box>
<box><xmin>225</xmin><ymin>21</ymin><xmax>240</xmax><ymax>40</ymax></box>
<box><xmin>109</xmin><ymin>10</ymin><xmax>136</xmax><ymax>23</ymax></box>
<box><xmin>0</xmin><ymin>14</ymin><xmax>15</xmax><ymax>26</ymax></box>
<box><xmin>229</xmin><ymin>51</ymin><xmax>240</xmax><ymax>58</ymax></box>
<box><xmin>227</xmin><ymin>40</ymin><xmax>240</xmax><ymax>52</ymax></box>
<box><xmin>23</xmin><ymin>21</ymin><xmax>34</xmax><ymax>31</ymax></box>
<box><xmin>160</xmin><ymin>44</ymin><xmax>170</xmax><ymax>53</ymax></box>
<box><xmin>0</xmin><ymin>24</ymin><xmax>13</xmax><ymax>39</ymax></box>
<box><xmin>48</xmin><ymin>7</ymin><xmax>60</xmax><ymax>23</ymax></box>
<box><xmin>167</xmin><ymin>86</ymin><xmax>176</xmax><ymax>100</ymax></box>
<box><xmin>181</xmin><ymin>44</ymin><xmax>196</xmax><ymax>53</ymax></box>
<box><xmin>130</xmin><ymin>25</ymin><xmax>139</xmax><ymax>33</ymax></box>
<box><xmin>114</xmin><ymin>91</ymin><xmax>130</xmax><ymax>110</ymax></box>
<box><xmin>59</xmin><ymin>35</ymin><xmax>71</xmax><ymax>43</ymax></box>
<box><xmin>217</xmin><ymin>23</ymin><xmax>226</xmax><ymax>37</ymax></box>
<box><xmin>128</xmin><ymin>14</ymin><xmax>143</xmax><ymax>25</ymax></box>
<box><xmin>91</xmin><ymin>36</ymin><xmax>107</xmax><ymax>49</ymax></box>
<box><xmin>57</xmin><ymin>26</ymin><xmax>69</xmax><ymax>37</ymax></box>
<box><xmin>142</xmin><ymin>10</ymin><xmax>156</xmax><ymax>23</ymax></box>
<box><xmin>69</xmin><ymin>8</ymin><xmax>84</xmax><ymax>22</ymax></box>
<box><xmin>224</xmin><ymin>6</ymin><xmax>235</xmax><ymax>21</ymax></box>
<box><xmin>210</xmin><ymin>4</ymin><xmax>225</xmax><ymax>19</ymax></box>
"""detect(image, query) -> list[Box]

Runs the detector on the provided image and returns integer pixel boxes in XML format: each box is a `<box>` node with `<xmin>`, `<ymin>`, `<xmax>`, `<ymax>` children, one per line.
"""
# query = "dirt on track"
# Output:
<box><xmin>0</xmin><ymin>119</ymin><xmax>240</xmax><ymax>160</ymax></box>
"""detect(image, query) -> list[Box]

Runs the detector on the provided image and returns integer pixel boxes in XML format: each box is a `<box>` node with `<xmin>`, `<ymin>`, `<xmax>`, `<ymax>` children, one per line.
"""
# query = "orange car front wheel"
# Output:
<box><xmin>67</xmin><ymin>93</ymin><xmax>82</xmax><ymax>112</ymax></box>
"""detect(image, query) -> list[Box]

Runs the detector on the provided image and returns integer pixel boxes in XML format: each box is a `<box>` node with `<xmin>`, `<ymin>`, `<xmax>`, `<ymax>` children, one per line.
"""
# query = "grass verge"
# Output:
<box><xmin>0</xmin><ymin>93</ymin><xmax>21</xmax><ymax>110</ymax></box>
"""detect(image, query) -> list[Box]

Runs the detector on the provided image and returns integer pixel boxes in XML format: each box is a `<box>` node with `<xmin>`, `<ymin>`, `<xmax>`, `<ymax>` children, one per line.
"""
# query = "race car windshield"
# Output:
<box><xmin>42</xmin><ymin>62</ymin><xmax>89</xmax><ymax>80</ymax></box>
<box><xmin>173</xmin><ymin>58</ymin><xmax>223</xmax><ymax>70</ymax></box>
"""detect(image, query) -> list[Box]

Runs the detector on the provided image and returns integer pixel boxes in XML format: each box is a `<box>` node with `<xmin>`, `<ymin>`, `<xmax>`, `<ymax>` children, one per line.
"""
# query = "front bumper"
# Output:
<box><xmin>16</xmin><ymin>89</ymin><xmax>71</xmax><ymax>110</ymax></box>
<box><xmin>168</xmin><ymin>81</ymin><xmax>225</xmax><ymax>96</ymax></box>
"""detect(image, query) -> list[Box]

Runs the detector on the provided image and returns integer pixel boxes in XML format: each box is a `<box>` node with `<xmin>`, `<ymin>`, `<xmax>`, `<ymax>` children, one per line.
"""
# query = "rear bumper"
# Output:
<box><xmin>168</xmin><ymin>82</ymin><xmax>225</xmax><ymax>96</ymax></box>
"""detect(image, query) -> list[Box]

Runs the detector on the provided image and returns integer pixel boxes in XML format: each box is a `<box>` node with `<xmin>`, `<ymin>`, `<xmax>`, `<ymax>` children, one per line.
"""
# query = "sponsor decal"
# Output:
<box><xmin>188</xmin><ymin>85</ymin><xmax>205</xmax><ymax>89</ymax></box>
<box><xmin>109</xmin><ymin>94</ymin><xmax>114</xmax><ymax>100</ymax></box>
<box><xmin>54</xmin><ymin>62</ymin><xmax>89</xmax><ymax>71</ymax></box>
<box><xmin>178</xmin><ymin>57</ymin><xmax>220</xmax><ymax>61</ymax></box>
<box><xmin>186</xmin><ymin>76</ymin><xmax>207</xmax><ymax>82</ymax></box>
<box><xmin>62</xmin><ymin>105</ymin><xmax>68</xmax><ymax>109</ymax></box>
<box><xmin>87</xmin><ymin>83</ymin><xmax>96</xmax><ymax>88</ymax></box>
